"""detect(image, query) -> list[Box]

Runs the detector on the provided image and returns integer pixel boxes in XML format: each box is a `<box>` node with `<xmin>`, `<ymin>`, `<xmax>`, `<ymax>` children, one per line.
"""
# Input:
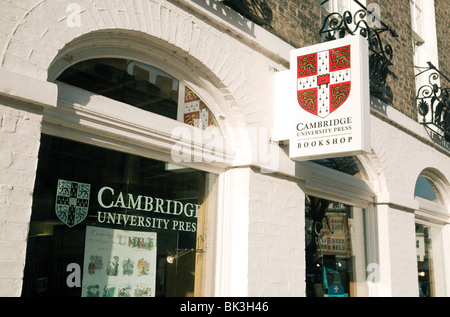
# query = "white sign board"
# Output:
<box><xmin>275</xmin><ymin>35</ymin><xmax>370</xmax><ymax>161</ymax></box>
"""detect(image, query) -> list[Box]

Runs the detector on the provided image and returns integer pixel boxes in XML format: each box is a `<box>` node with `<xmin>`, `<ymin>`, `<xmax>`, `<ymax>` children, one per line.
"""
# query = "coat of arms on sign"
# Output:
<box><xmin>297</xmin><ymin>45</ymin><xmax>351</xmax><ymax>118</ymax></box>
<box><xmin>55</xmin><ymin>179</ymin><xmax>90</xmax><ymax>227</ymax></box>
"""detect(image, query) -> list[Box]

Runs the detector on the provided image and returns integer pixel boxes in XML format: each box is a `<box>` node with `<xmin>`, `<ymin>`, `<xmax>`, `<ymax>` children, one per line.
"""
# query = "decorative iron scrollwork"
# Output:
<box><xmin>319</xmin><ymin>2</ymin><xmax>398</xmax><ymax>104</ymax></box>
<box><xmin>415</xmin><ymin>62</ymin><xmax>450</xmax><ymax>142</ymax></box>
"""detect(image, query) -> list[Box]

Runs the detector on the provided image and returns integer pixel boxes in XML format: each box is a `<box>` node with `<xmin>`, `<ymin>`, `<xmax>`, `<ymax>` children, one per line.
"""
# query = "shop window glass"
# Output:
<box><xmin>305</xmin><ymin>196</ymin><xmax>366</xmax><ymax>297</ymax></box>
<box><xmin>312</xmin><ymin>156</ymin><xmax>362</xmax><ymax>177</ymax></box>
<box><xmin>57</xmin><ymin>58</ymin><xmax>217</xmax><ymax>130</ymax></box>
<box><xmin>414</xmin><ymin>176</ymin><xmax>439</xmax><ymax>202</ymax></box>
<box><xmin>22</xmin><ymin>135</ymin><xmax>217</xmax><ymax>297</ymax></box>
<box><xmin>416</xmin><ymin>223</ymin><xmax>446</xmax><ymax>297</ymax></box>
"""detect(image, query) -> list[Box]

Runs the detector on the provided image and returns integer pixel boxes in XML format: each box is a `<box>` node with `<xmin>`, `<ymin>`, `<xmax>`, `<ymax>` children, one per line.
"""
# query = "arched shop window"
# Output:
<box><xmin>414</xmin><ymin>172</ymin><xmax>448</xmax><ymax>297</ymax></box>
<box><xmin>414</xmin><ymin>176</ymin><xmax>441</xmax><ymax>202</ymax></box>
<box><xmin>22</xmin><ymin>58</ymin><xmax>220</xmax><ymax>297</ymax></box>
<box><xmin>56</xmin><ymin>58</ymin><xmax>218</xmax><ymax>130</ymax></box>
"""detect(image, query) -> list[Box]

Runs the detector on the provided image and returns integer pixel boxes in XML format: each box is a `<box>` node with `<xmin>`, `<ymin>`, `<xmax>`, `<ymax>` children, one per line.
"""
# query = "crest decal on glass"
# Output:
<box><xmin>55</xmin><ymin>179</ymin><xmax>91</xmax><ymax>227</ymax></box>
<box><xmin>297</xmin><ymin>45</ymin><xmax>351</xmax><ymax>118</ymax></box>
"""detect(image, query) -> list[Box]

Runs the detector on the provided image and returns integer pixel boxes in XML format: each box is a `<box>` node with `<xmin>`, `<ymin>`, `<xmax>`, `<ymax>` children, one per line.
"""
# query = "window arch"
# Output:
<box><xmin>415</xmin><ymin>176</ymin><xmax>440</xmax><ymax>202</ymax></box>
<box><xmin>414</xmin><ymin>168</ymin><xmax>449</xmax><ymax>297</ymax></box>
<box><xmin>56</xmin><ymin>58</ymin><xmax>218</xmax><ymax>130</ymax></box>
<box><xmin>24</xmin><ymin>55</ymin><xmax>226</xmax><ymax>296</ymax></box>
<box><xmin>414</xmin><ymin>168</ymin><xmax>449</xmax><ymax>205</ymax></box>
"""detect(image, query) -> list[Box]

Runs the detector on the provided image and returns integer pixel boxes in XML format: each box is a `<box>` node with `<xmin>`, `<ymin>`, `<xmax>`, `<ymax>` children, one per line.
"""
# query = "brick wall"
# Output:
<box><xmin>223</xmin><ymin>0</ymin><xmax>321</xmax><ymax>48</ymax></box>
<box><xmin>435</xmin><ymin>0</ymin><xmax>450</xmax><ymax>77</ymax></box>
<box><xmin>269</xmin><ymin>1</ymin><xmax>321</xmax><ymax>48</ymax></box>
<box><xmin>371</xmin><ymin>0</ymin><xmax>417</xmax><ymax>119</ymax></box>
<box><xmin>248</xmin><ymin>168</ymin><xmax>305</xmax><ymax>296</ymax></box>
<box><xmin>0</xmin><ymin>99</ymin><xmax>43</xmax><ymax>296</ymax></box>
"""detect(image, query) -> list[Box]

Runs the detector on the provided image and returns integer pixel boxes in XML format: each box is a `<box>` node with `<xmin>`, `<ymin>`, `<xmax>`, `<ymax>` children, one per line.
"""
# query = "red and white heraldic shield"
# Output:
<box><xmin>297</xmin><ymin>45</ymin><xmax>351</xmax><ymax>118</ymax></box>
<box><xmin>282</xmin><ymin>35</ymin><xmax>370</xmax><ymax>161</ymax></box>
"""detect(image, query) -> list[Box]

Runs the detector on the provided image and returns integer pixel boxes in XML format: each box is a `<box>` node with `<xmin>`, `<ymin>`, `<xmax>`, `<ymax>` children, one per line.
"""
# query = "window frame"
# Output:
<box><xmin>46</xmin><ymin>74</ymin><xmax>232</xmax><ymax>175</ymax></box>
<box><xmin>302</xmin><ymin>159</ymin><xmax>376</xmax><ymax>297</ymax></box>
<box><xmin>415</xmin><ymin>220</ymin><xmax>447</xmax><ymax>296</ymax></box>
<box><xmin>414</xmin><ymin>170</ymin><xmax>450</xmax><ymax>297</ymax></box>
<box><xmin>23</xmin><ymin>133</ymin><xmax>219</xmax><ymax>297</ymax></box>
<box><xmin>47</xmin><ymin>39</ymin><xmax>233</xmax><ymax>148</ymax></box>
<box><xmin>40</xmin><ymin>53</ymin><xmax>235</xmax><ymax>296</ymax></box>
<box><xmin>410</xmin><ymin>0</ymin><xmax>425</xmax><ymax>45</ymax></box>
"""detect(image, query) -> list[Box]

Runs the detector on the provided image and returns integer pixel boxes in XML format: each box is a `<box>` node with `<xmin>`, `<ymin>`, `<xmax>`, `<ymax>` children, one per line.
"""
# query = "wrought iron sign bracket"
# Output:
<box><xmin>319</xmin><ymin>0</ymin><xmax>398</xmax><ymax>104</ymax></box>
<box><xmin>415</xmin><ymin>62</ymin><xmax>450</xmax><ymax>142</ymax></box>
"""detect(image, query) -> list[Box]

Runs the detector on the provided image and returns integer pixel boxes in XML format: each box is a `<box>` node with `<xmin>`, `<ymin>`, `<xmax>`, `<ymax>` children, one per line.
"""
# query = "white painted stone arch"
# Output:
<box><xmin>1</xmin><ymin>0</ymin><xmax>249</xmax><ymax>127</ymax></box>
<box><xmin>357</xmin><ymin>150</ymin><xmax>388</xmax><ymax>195</ymax></box>
<box><xmin>49</xmin><ymin>28</ymin><xmax>264</xmax><ymax>167</ymax></box>
<box><xmin>47</xmin><ymin>29</ymin><xmax>243</xmax><ymax>133</ymax></box>
<box><xmin>400</xmin><ymin>159</ymin><xmax>450</xmax><ymax>209</ymax></box>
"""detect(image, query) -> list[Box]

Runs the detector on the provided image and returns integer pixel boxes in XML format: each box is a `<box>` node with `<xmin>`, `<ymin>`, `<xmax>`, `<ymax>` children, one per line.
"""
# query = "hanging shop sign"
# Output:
<box><xmin>274</xmin><ymin>35</ymin><xmax>370</xmax><ymax>161</ymax></box>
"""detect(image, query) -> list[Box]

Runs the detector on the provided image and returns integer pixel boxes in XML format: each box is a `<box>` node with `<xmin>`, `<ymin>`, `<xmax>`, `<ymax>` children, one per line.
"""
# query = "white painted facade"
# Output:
<box><xmin>0</xmin><ymin>0</ymin><xmax>448</xmax><ymax>297</ymax></box>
